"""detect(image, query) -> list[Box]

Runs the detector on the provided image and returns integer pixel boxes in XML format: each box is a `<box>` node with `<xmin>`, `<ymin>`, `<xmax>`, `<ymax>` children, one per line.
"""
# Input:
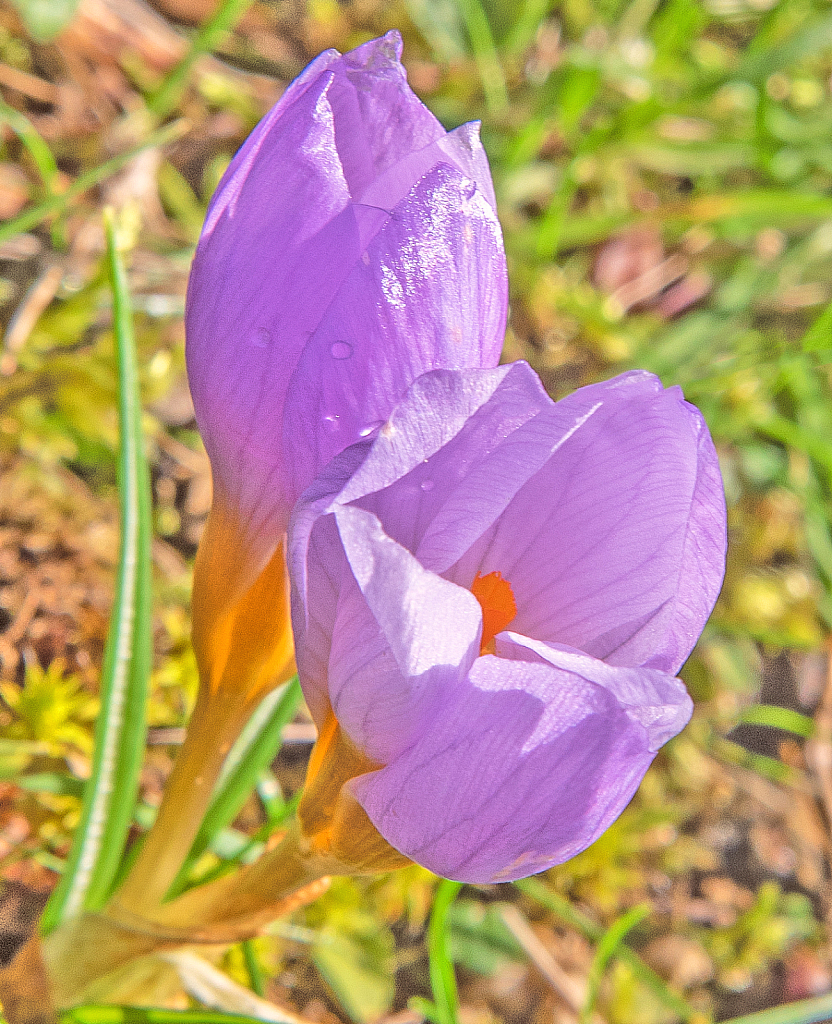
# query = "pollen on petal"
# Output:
<box><xmin>471</xmin><ymin>571</ymin><xmax>517</xmax><ymax>655</ymax></box>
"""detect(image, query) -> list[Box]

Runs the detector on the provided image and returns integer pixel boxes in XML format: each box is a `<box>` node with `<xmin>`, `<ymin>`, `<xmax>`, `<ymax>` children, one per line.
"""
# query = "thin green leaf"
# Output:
<box><xmin>0</xmin><ymin>120</ymin><xmax>187</xmax><ymax>248</ymax></box>
<box><xmin>454</xmin><ymin>0</ymin><xmax>509</xmax><ymax>115</ymax></box>
<box><xmin>60</xmin><ymin>1008</ymin><xmax>279</xmax><ymax>1024</ymax></box>
<box><xmin>147</xmin><ymin>0</ymin><xmax>256</xmax><ymax>118</ymax></box>
<box><xmin>738</xmin><ymin>705</ymin><xmax>814</xmax><ymax>739</ymax></box>
<box><xmin>504</xmin><ymin>0</ymin><xmax>555</xmax><ymax>58</ymax></box>
<box><xmin>166</xmin><ymin>678</ymin><xmax>303</xmax><ymax>898</ymax></box>
<box><xmin>428</xmin><ymin>879</ymin><xmax>464</xmax><ymax>1024</ymax></box>
<box><xmin>402</xmin><ymin>0</ymin><xmax>467</xmax><ymax>62</ymax></box>
<box><xmin>580</xmin><ymin>904</ymin><xmax>650</xmax><ymax>1024</ymax></box>
<box><xmin>514</xmin><ymin>877</ymin><xmax>696</xmax><ymax>1021</ymax></box>
<box><xmin>241</xmin><ymin>939</ymin><xmax>265</xmax><ymax>998</ymax></box>
<box><xmin>719</xmin><ymin>992</ymin><xmax>832</xmax><ymax>1024</ymax></box>
<box><xmin>0</xmin><ymin>99</ymin><xmax>58</xmax><ymax>191</ymax></box>
<box><xmin>711</xmin><ymin>736</ymin><xmax>801</xmax><ymax>786</ymax></box>
<box><xmin>42</xmin><ymin>210</ymin><xmax>153</xmax><ymax>930</ymax></box>
<box><xmin>17</xmin><ymin>772</ymin><xmax>85</xmax><ymax>798</ymax></box>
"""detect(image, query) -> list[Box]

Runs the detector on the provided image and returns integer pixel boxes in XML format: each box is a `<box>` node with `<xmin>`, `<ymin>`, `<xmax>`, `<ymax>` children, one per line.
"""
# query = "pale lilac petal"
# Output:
<box><xmin>336</xmin><ymin>362</ymin><xmax>553</xmax><ymax>556</ymax></box>
<box><xmin>295</xmin><ymin>366</ymin><xmax>724</xmax><ymax>676</ymax></box>
<box><xmin>200</xmin><ymin>53</ymin><xmax>336</xmax><ymax>235</ymax></box>
<box><xmin>352</xmin><ymin>649</ymin><xmax>690</xmax><ymax>882</ymax></box>
<box><xmin>281</xmin><ymin>164</ymin><xmax>508</xmax><ymax>501</ymax></box>
<box><xmin>330</xmin><ymin>32</ymin><xmax>445</xmax><ymax>196</ymax></box>
<box><xmin>326</xmin><ymin>505</ymin><xmax>480</xmax><ymax>762</ymax></box>
<box><xmin>355</xmin><ymin>369</ymin><xmax>722</xmax><ymax>673</ymax></box>
<box><xmin>288</xmin><ymin>363</ymin><xmax>724</xmax><ymax>881</ymax></box>
<box><xmin>359</xmin><ymin>122</ymin><xmax>498</xmax><ymax>215</ymax></box>
<box><xmin>186</xmin><ymin>31</ymin><xmax>506</xmax><ymax>584</ymax></box>
<box><xmin>289</xmin><ymin>452</ymin><xmax>483</xmax><ymax>748</ymax></box>
<box><xmin>323</xmin><ymin>366</ymin><xmax>723</xmax><ymax>673</ymax></box>
<box><xmin>496</xmin><ymin>633</ymin><xmax>692</xmax><ymax>750</ymax></box>
<box><xmin>289</xmin><ymin>442</ymin><xmax>373</xmax><ymax>725</ymax></box>
<box><xmin>447</xmin><ymin>374</ymin><xmax>725</xmax><ymax>672</ymax></box>
<box><xmin>641</xmin><ymin>404</ymin><xmax>727</xmax><ymax>672</ymax></box>
<box><xmin>187</xmin><ymin>68</ymin><xmax>358</xmax><ymax>564</ymax></box>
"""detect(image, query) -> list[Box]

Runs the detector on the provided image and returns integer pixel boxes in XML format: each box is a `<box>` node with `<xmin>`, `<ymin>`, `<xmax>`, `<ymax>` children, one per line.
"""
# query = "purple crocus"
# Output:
<box><xmin>289</xmin><ymin>362</ymin><xmax>726</xmax><ymax>883</ymax></box>
<box><xmin>184</xmin><ymin>32</ymin><xmax>506</xmax><ymax>700</ymax></box>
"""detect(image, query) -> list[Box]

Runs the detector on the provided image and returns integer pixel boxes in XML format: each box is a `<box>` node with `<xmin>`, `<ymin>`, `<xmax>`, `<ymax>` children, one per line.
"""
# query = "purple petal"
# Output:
<box><xmin>295</xmin><ymin>365</ymin><xmax>724</xmax><ymax>675</ymax></box>
<box><xmin>287</xmin><ymin>363</ymin><xmax>723</xmax><ymax>880</ymax></box>
<box><xmin>326</xmin><ymin>505</ymin><xmax>481</xmax><ymax>762</ymax></box>
<box><xmin>343</xmin><ymin>368</ymin><xmax>723</xmax><ymax>673</ymax></box>
<box><xmin>289</xmin><ymin>450</ymin><xmax>483</xmax><ymax>749</ymax></box>
<box><xmin>186</xmin><ymin>32</ymin><xmax>506</xmax><ymax>582</ymax></box>
<box><xmin>446</xmin><ymin>373</ymin><xmax>726</xmax><ymax>672</ymax></box>
<box><xmin>641</xmin><ymin>403</ymin><xmax>727</xmax><ymax>673</ymax></box>
<box><xmin>328</xmin><ymin>32</ymin><xmax>447</xmax><ymax>197</ymax></box>
<box><xmin>351</xmin><ymin>648</ymin><xmax>691</xmax><ymax>882</ymax></box>
<box><xmin>281</xmin><ymin>163</ymin><xmax>508</xmax><ymax>502</ymax></box>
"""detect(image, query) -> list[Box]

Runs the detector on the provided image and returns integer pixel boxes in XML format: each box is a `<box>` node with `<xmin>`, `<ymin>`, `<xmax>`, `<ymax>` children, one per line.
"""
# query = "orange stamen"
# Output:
<box><xmin>471</xmin><ymin>571</ymin><xmax>517</xmax><ymax>655</ymax></box>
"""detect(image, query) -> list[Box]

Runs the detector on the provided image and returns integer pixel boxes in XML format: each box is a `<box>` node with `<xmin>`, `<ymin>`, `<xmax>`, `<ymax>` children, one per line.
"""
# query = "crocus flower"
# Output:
<box><xmin>288</xmin><ymin>362</ymin><xmax>726</xmax><ymax>883</ymax></box>
<box><xmin>185</xmin><ymin>31</ymin><xmax>507</xmax><ymax>701</ymax></box>
<box><xmin>110</xmin><ymin>33</ymin><xmax>507</xmax><ymax>917</ymax></box>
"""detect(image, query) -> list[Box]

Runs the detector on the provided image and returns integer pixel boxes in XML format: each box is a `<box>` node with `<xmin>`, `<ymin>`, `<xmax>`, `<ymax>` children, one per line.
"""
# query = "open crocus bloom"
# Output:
<box><xmin>288</xmin><ymin>363</ymin><xmax>726</xmax><ymax>883</ymax></box>
<box><xmin>186</xmin><ymin>31</ymin><xmax>506</xmax><ymax>702</ymax></box>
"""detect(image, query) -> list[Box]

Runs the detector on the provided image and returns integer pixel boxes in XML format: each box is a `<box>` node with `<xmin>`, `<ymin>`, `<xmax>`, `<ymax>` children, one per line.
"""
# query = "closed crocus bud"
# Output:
<box><xmin>186</xmin><ymin>30</ymin><xmax>507</xmax><ymax>703</ymax></box>
<box><xmin>288</xmin><ymin>363</ymin><xmax>727</xmax><ymax>882</ymax></box>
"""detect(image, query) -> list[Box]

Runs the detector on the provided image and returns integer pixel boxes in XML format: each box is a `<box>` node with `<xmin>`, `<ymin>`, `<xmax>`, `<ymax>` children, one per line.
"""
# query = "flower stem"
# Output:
<box><xmin>108</xmin><ymin>685</ymin><xmax>251</xmax><ymax>917</ymax></box>
<box><xmin>43</xmin><ymin>827</ymin><xmax>333</xmax><ymax>1007</ymax></box>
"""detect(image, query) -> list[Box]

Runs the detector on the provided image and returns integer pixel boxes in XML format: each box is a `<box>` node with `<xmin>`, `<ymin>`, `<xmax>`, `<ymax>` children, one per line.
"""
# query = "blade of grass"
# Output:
<box><xmin>60</xmin><ymin>1008</ymin><xmax>286</xmax><ymax>1024</ymax></box>
<box><xmin>176</xmin><ymin>790</ymin><xmax>301</xmax><ymax>892</ymax></box>
<box><xmin>514</xmin><ymin>877</ymin><xmax>696</xmax><ymax>1021</ymax></box>
<box><xmin>0</xmin><ymin>120</ymin><xmax>187</xmax><ymax>248</ymax></box>
<box><xmin>580</xmin><ymin>904</ymin><xmax>650</xmax><ymax>1024</ymax></box>
<box><xmin>42</xmin><ymin>210</ymin><xmax>153</xmax><ymax>930</ymax></box>
<box><xmin>0</xmin><ymin>98</ymin><xmax>58</xmax><ymax>191</ymax></box>
<box><xmin>454</xmin><ymin>0</ymin><xmax>509</xmax><ymax>115</ymax></box>
<box><xmin>504</xmin><ymin>0</ymin><xmax>555</xmax><ymax>58</ymax></box>
<box><xmin>738</xmin><ymin>705</ymin><xmax>814</xmax><ymax>738</ymax></box>
<box><xmin>147</xmin><ymin>0</ymin><xmax>256</xmax><ymax>119</ymax></box>
<box><xmin>165</xmin><ymin>677</ymin><xmax>302</xmax><ymax>899</ymax></box>
<box><xmin>428</xmin><ymin>879</ymin><xmax>464</xmax><ymax>1024</ymax></box>
<box><xmin>241</xmin><ymin>939</ymin><xmax>266</xmax><ymax>997</ymax></box>
<box><xmin>718</xmin><ymin>992</ymin><xmax>832</xmax><ymax>1024</ymax></box>
<box><xmin>710</xmin><ymin>736</ymin><xmax>801</xmax><ymax>786</ymax></box>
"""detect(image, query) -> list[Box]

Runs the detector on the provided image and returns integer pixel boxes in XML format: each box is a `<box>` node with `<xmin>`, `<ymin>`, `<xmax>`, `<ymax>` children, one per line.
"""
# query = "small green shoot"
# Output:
<box><xmin>580</xmin><ymin>903</ymin><xmax>650</xmax><ymax>1024</ymax></box>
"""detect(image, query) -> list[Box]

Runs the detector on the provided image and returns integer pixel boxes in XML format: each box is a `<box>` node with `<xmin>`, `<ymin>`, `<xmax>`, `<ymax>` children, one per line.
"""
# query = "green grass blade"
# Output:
<box><xmin>42</xmin><ymin>210</ymin><xmax>153</xmax><ymax>930</ymax></box>
<box><xmin>515</xmin><ymin>877</ymin><xmax>696</xmax><ymax>1021</ymax></box>
<box><xmin>718</xmin><ymin>992</ymin><xmax>832</xmax><ymax>1024</ymax></box>
<box><xmin>147</xmin><ymin>0</ymin><xmax>256</xmax><ymax>119</ymax></box>
<box><xmin>454</xmin><ymin>0</ymin><xmax>509</xmax><ymax>115</ymax></box>
<box><xmin>166</xmin><ymin>677</ymin><xmax>303</xmax><ymax>898</ymax></box>
<box><xmin>738</xmin><ymin>705</ymin><xmax>814</xmax><ymax>738</ymax></box>
<box><xmin>710</xmin><ymin>736</ymin><xmax>800</xmax><ymax>786</ymax></box>
<box><xmin>60</xmin><ymin>1008</ymin><xmax>282</xmax><ymax>1024</ymax></box>
<box><xmin>0</xmin><ymin>99</ymin><xmax>58</xmax><ymax>191</ymax></box>
<box><xmin>241</xmin><ymin>939</ymin><xmax>266</xmax><ymax>997</ymax></box>
<box><xmin>0</xmin><ymin>120</ymin><xmax>187</xmax><ymax>248</ymax></box>
<box><xmin>580</xmin><ymin>904</ymin><xmax>650</xmax><ymax>1024</ymax></box>
<box><xmin>504</xmin><ymin>0</ymin><xmax>555</xmax><ymax>58</ymax></box>
<box><xmin>428</xmin><ymin>879</ymin><xmax>464</xmax><ymax>1024</ymax></box>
